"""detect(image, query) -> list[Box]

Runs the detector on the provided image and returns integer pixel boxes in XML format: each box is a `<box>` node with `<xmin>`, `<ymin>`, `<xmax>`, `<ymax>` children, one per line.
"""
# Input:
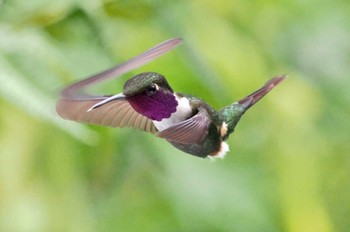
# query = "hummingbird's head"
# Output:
<box><xmin>122</xmin><ymin>72</ymin><xmax>178</xmax><ymax>121</ymax></box>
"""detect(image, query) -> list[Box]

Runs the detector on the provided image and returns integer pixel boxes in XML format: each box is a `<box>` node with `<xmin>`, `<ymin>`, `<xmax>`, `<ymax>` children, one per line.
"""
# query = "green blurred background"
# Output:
<box><xmin>0</xmin><ymin>0</ymin><xmax>349</xmax><ymax>231</ymax></box>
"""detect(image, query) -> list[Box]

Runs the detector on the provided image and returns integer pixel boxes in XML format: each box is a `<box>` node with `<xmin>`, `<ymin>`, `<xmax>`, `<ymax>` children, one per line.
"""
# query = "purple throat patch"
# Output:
<box><xmin>127</xmin><ymin>91</ymin><xmax>178</xmax><ymax>121</ymax></box>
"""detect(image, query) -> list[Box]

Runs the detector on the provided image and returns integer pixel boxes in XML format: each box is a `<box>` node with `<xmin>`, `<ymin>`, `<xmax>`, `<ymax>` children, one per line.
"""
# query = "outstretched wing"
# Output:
<box><xmin>157</xmin><ymin>107</ymin><xmax>211</xmax><ymax>144</ymax></box>
<box><xmin>61</xmin><ymin>38</ymin><xmax>182</xmax><ymax>98</ymax></box>
<box><xmin>56</xmin><ymin>96</ymin><xmax>157</xmax><ymax>133</ymax></box>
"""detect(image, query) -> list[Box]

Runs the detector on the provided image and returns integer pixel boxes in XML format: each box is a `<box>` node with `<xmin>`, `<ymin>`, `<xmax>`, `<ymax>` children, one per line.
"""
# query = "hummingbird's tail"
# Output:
<box><xmin>238</xmin><ymin>75</ymin><xmax>286</xmax><ymax>111</ymax></box>
<box><xmin>219</xmin><ymin>75</ymin><xmax>286</xmax><ymax>138</ymax></box>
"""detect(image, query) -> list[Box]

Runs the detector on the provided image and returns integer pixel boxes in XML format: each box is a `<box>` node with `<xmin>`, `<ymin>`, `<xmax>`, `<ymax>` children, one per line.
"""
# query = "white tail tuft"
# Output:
<box><xmin>209</xmin><ymin>142</ymin><xmax>229</xmax><ymax>160</ymax></box>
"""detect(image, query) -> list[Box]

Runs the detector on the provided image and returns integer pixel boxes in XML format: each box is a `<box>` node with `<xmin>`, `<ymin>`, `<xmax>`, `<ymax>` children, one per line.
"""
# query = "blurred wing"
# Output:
<box><xmin>157</xmin><ymin>107</ymin><xmax>210</xmax><ymax>144</ymax></box>
<box><xmin>56</xmin><ymin>96</ymin><xmax>157</xmax><ymax>133</ymax></box>
<box><xmin>61</xmin><ymin>38</ymin><xmax>182</xmax><ymax>98</ymax></box>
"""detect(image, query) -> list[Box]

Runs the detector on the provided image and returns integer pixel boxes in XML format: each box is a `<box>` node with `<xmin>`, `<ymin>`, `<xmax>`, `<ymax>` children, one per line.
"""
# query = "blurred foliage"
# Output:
<box><xmin>0</xmin><ymin>0</ymin><xmax>349</xmax><ymax>231</ymax></box>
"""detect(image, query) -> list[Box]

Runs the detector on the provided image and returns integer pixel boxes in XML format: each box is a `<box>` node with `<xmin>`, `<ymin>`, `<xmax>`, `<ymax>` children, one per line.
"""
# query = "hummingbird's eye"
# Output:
<box><xmin>145</xmin><ymin>83</ymin><xmax>159</xmax><ymax>96</ymax></box>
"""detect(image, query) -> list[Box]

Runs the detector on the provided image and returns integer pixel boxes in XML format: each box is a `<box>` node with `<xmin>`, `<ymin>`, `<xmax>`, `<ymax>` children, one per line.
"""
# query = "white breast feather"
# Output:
<box><xmin>153</xmin><ymin>95</ymin><xmax>192</xmax><ymax>131</ymax></box>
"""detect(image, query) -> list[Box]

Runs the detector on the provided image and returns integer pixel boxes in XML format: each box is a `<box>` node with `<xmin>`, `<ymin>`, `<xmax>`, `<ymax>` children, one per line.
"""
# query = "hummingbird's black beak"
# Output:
<box><xmin>87</xmin><ymin>93</ymin><xmax>125</xmax><ymax>112</ymax></box>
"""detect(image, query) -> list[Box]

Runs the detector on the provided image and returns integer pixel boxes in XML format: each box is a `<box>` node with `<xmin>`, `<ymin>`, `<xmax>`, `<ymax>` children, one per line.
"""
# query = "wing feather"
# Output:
<box><xmin>157</xmin><ymin>107</ymin><xmax>211</xmax><ymax>144</ymax></box>
<box><xmin>100</xmin><ymin>104</ymin><xmax>116</xmax><ymax>125</ymax></box>
<box><xmin>56</xmin><ymin>97</ymin><xmax>157</xmax><ymax>133</ymax></box>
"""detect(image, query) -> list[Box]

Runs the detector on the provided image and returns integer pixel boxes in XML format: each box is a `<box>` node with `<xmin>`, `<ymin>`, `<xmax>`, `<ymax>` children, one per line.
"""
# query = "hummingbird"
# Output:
<box><xmin>56</xmin><ymin>38</ymin><xmax>286</xmax><ymax>159</ymax></box>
